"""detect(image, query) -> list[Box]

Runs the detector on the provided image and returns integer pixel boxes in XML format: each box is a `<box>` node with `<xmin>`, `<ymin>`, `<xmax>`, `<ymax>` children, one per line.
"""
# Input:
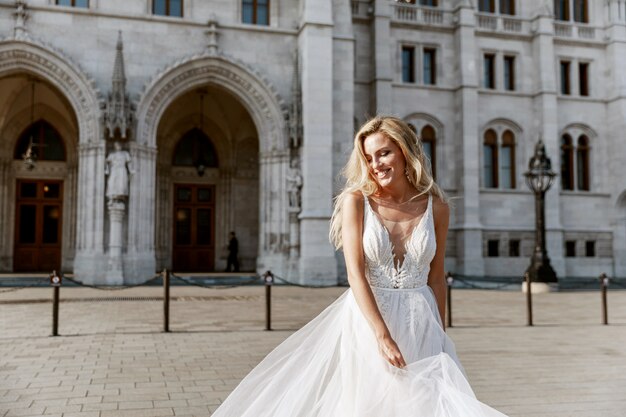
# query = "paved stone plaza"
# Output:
<box><xmin>1</xmin><ymin>285</ymin><xmax>625</xmax><ymax>417</ymax></box>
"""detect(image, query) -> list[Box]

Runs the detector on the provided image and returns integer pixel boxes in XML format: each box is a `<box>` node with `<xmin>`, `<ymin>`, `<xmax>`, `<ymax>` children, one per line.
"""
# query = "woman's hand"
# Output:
<box><xmin>377</xmin><ymin>333</ymin><xmax>406</xmax><ymax>368</ymax></box>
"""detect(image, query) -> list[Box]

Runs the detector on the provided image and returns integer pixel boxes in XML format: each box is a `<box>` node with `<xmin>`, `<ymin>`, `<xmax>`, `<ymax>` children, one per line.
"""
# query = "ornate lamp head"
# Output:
<box><xmin>524</xmin><ymin>139</ymin><xmax>556</xmax><ymax>193</ymax></box>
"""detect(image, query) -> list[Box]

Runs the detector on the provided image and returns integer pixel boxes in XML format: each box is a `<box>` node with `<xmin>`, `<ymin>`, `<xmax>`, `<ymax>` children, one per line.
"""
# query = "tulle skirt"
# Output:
<box><xmin>211</xmin><ymin>285</ymin><xmax>509</xmax><ymax>417</ymax></box>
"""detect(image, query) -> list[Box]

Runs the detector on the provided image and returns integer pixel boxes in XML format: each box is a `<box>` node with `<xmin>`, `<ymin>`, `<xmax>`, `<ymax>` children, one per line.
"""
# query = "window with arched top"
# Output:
<box><xmin>420</xmin><ymin>125</ymin><xmax>436</xmax><ymax>180</ymax></box>
<box><xmin>500</xmin><ymin>130</ymin><xmax>515</xmax><ymax>189</ymax></box>
<box><xmin>576</xmin><ymin>135</ymin><xmax>589</xmax><ymax>191</ymax></box>
<box><xmin>14</xmin><ymin>120</ymin><xmax>66</xmax><ymax>161</ymax></box>
<box><xmin>560</xmin><ymin>134</ymin><xmax>574</xmax><ymax>190</ymax></box>
<box><xmin>173</xmin><ymin>128</ymin><xmax>218</xmax><ymax>168</ymax></box>
<box><xmin>483</xmin><ymin>129</ymin><xmax>498</xmax><ymax>188</ymax></box>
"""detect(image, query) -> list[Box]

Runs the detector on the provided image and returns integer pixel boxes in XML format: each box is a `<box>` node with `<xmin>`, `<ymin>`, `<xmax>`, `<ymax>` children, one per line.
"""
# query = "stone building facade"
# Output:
<box><xmin>0</xmin><ymin>0</ymin><xmax>624</xmax><ymax>284</ymax></box>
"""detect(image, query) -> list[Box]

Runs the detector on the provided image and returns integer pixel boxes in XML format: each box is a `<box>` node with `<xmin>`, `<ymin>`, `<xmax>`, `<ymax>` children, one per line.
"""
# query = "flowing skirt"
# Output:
<box><xmin>211</xmin><ymin>286</ymin><xmax>509</xmax><ymax>417</ymax></box>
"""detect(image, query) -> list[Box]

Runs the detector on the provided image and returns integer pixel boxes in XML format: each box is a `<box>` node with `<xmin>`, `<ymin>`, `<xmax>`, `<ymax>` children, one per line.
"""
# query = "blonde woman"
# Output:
<box><xmin>212</xmin><ymin>116</ymin><xmax>509</xmax><ymax>416</ymax></box>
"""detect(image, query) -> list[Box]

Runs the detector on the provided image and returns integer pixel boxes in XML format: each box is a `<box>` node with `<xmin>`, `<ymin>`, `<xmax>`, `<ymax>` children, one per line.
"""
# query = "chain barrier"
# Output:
<box><xmin>448</xmin><ymin>275</ymin><xmax>523</xmax><ymax>290</ymax></box>
<box><xmin>0</xmin><ymin>279</ymin><xmax>49</xmax><ymax>293</ymax></box>
<box><xmin>271</xmin><ymin>274</ymin><xmax>343</xmax><ymax>289</ymax></box>
<box><xmin>169</xmin><ymin>273</ymin><xmax>261</xmax><ymax>289</ymax></box>
<box><xmin>61</xmin><ymin>274</ymin><xmax>163</xmax><ymax>291</ymax></box>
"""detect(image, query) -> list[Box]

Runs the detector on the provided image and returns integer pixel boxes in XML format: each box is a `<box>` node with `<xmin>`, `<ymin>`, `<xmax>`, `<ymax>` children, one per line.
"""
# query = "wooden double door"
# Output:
<box><xmin>14</xmin><ymin>180</ymin><xmax>63</xmax><ymax>272</ymax></box>
<box><xmin>172</xmin><ymin>184</ymin><xmax>216</xmax><ymax>272</ymax></box>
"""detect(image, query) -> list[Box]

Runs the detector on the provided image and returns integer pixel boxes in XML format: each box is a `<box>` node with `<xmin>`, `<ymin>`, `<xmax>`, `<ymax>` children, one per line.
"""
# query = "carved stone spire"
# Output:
<box><xmin>112</xmin><ymin>31</ymin><xmax>126</xmax><ymax>97</ymax></box>
<box><xmin>104</xmin><ymin>31</ymin><xmax>134</xmax><ymax>140</ymax></box>
<box><xmin>289</xmin><ymin>52</ymin><xmax>303</xmax><ymax>149</ymax></box>
<box><xmin>14</xmin><ymin>0</ymin><xmax>28</xmax><ymax>39</ymax></box>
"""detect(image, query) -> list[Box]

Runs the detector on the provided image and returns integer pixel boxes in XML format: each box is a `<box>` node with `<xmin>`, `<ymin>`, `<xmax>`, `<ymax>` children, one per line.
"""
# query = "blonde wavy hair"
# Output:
<box><xmin>329</xmin><ymin>115</ymin><xmax>447</xmax><ymax>249</ymax></box>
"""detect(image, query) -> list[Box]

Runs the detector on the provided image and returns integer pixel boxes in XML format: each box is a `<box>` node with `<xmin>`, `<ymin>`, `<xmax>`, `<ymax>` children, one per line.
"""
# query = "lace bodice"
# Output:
<box><xmin>362</xmin><ymin>194</ymin><xmax>436</xmax><ymax>289</ymax></box>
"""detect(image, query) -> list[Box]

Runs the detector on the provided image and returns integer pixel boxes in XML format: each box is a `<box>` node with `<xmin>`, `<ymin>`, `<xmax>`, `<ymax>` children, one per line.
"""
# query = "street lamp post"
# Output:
<box><xmin>524</xmin><ymin>139</ymin><xmax>558</xmax><ymax>287</ymax></box>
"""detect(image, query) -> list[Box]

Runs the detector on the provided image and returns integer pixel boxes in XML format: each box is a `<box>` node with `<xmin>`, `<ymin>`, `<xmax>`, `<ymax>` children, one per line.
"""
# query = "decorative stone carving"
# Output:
<box><xmin>289</xmin><ymin>52</ymin><xmax>303</xmax><ymax>150</ymax></box>
<box><xmin>206</xmin><ymin>15</ymin><xmax>219</xmax><ymax>54</ymax></box>
<box><xmin>0</xmin><ymin>39</ymin><xmax>102</xmax><ymax>143</ymax></box>
<box><xmin>287</xmin><ymin>166</ymin><xmax>303</xmax><ymax>212</ymax></box>
<box><xmin>103</xmin><ymin>32</ymin><xmax>134</xmax><ymax>141</ymax></box>
<box><xmin>105</xmin><ymin>141</ymin><xmax>134</xmax><ymax>201</ymax></box>
<box><xmin>137</xmin><ymin>51</ymin><xmax>287</xmax><ymax>150</ymax></box>
<box><xmin>13</xmin><ymin>0</ymin><xmax>28</xmax><ymax>39</ymax></box>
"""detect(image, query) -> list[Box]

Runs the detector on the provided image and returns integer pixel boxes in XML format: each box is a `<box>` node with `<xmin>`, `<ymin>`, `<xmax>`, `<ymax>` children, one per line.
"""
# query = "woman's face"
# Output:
<box><xmin>362</xmin><ymin>132</ymin><xmax>406</xmax><ymax>189</ymax></box>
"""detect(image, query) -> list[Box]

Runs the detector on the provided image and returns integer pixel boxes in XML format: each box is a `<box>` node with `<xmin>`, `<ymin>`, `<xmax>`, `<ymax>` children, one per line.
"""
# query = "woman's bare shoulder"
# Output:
<box><xmin>431</xmin><ymin>195</ymin><xmax>450</xmax><ymax>223</ymax></box>
<box><xmin>343</xmin><ymin>191</ymin><xmax>365</xmax><ymax>207</ymax></box>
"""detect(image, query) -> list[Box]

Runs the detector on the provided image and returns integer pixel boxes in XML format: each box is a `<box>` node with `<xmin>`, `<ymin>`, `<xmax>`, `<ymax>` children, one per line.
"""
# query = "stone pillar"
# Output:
<box><xmin>605</xmin><ymin>2</ymin><xmax>626</xmax><ymax>276</ymax></box>
<box><xmin>453</xmin><ymin>4</ymin><xmax>484</xmax><ymax>277</ymax></box>
<box><xmin>289</xmin><ymin>211</ymin><xmax>300</xmax><ymax>259</ymax></box>
<box><xmin>530</xmin><ymin>8</ymin><xmax>565</xmax><ymax>277</ymax></box>
<box><xmin>125</xmin><ymin>142</ymin><xmax>157</xmax><ymax>283</ymax></box>
<box><xmin>106</xmin><ymin>200</ymin><xmax>125</xmax><ymax>284</ymax></box>
<box><xmin>372</xmin><ymin>0</ymin><xmax>392</xmax><ymax>114</ymax></box>
<box><xmin>74</xmin><ymin>142</ymin><xmax>108</xmax><ymax>284</ymax></box>
<box><xmin>615</xmin><ymin>216</ymin><xmax>626</xmax><ymax>278</ymax></box>
<box><xmin>0</xmin><ymin>159</ymin><xmax>10</xmax><ymax>270</ymax></box>
<box><xmin>257</xmin><ymin>150</ymin><xmax>289</xmax><ymax>278</ymax></box>
<box><xmin>297</xmin><ymin>0</ymin><xmax>338</xmax><ymax>284</ymax></box>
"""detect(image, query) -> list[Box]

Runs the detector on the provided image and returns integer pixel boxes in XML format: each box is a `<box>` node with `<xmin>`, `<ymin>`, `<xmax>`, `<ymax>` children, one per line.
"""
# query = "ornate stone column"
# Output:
<box><xmin>126</xmin><ymin>143</ymin><xmax>157</xmax><ymax>283</ymax></box>
<box><xmin>257</xmin><ymin>150</ymin><xmax>290</xmax><ymax>278</ymax></box>
<box><xmin>74</xmin><ymin>142</ymin><xmax>107</xmax><ymax>283</ymax></box>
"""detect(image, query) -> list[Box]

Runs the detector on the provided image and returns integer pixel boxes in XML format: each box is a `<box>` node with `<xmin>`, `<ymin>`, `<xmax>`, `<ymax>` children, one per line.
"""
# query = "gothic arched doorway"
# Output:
<box><xmin>0</xmin><ymin>73</ymin><xmax>79</xmax><ymax>274</ymax></box>
<box><xmin>155</xmin><ymin>86</ymin><xmax>259</xmax><ymax>272</ymax></box>
<box><xmin>13</xmin><ymin>120</ymin><xmax>67</xmax><ymax>272</ymax></box>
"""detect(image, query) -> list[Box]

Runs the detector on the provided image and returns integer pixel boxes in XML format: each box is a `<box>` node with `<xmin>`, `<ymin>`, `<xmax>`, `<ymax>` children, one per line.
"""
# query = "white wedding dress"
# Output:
<box><xmin>211</xmin><ymin>195</ymin><xmax>509</xmax><ymax>417</ymax></box>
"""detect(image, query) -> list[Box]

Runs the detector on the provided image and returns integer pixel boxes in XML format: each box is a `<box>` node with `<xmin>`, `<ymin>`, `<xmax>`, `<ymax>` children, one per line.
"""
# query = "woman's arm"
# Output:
<box><xmin>342</xmin><ymin>193</ymin><xmax>406</xmax><ymax>368</ymax></box>
<box><xmin>427</xmin><ymin>198</ymin><xmax>450</xmax><ymax>330</ymax></box>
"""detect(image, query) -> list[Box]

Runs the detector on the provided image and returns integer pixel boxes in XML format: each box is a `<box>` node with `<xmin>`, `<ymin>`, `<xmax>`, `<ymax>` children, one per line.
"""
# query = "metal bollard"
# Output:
<box><xmin>446</xmin><ymin>272</ymin><xmax>453</xmax><ymax>329</ymax></box>
<box><xmin>264</xmin><ymin>271</ymin><xmax>274</xmax><ymax>331</ymax></box>
<box><xmin>163</xmin><ymin>269</ymin><xmax>170</xmax><ymax>333</ymax></box>
<box><xmin>525</xmin><ymin>273</ymin><xmax>533</xmax><ymax>327</ymax></box>
<box><xmin>600</xmin><ymin>273</ymin><xmax>609</xmax><ymax>325</ymax></box>
<box><xmin>50</xmin><ymin>270</ymin><xmax>62</xmax><ymax>336</ymax></box>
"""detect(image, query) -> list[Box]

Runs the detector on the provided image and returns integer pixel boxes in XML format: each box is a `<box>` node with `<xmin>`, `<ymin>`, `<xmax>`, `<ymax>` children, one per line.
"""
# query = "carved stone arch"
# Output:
<box><xmin>560</xmin><ymin>123</ymin><xmax>597</xmax><ymax>141</ymax></box>
<box><xmin>0</xmin><ymin>38</ymin><xmax>102</xmax><ymax>144</ymax></box>
<box><xmin>404</xmin><ymin>112</ymin><xmax>444</xmax><ymax>139</ymax></box>
<box><xmin>136</xmin><ymin>52</ymin><xmax>288</xmax><ymax>153</ymax></box>
<box><xmin>482</xmin><ymin>118</ymin><xmax>523</xmax><ymax>142</ymax></box>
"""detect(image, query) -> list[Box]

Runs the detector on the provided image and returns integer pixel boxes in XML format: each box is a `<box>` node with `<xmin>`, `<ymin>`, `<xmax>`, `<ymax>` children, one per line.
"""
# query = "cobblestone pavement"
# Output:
<box><xmin>1</xmin><ymin>285</ymin><xmax>625</xmax><ymax>417</ymax></box>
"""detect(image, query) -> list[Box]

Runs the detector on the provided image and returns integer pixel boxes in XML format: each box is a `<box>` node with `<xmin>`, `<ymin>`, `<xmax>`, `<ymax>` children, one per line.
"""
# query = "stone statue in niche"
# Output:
<box><xmin>105</xmin><ymin>141</ymin><xmax>134</xmax><ymax>201</ymax></box>
<box><xmin>287</xmin><ymin>166</ymin><xmax>303</xmax><ymax>210</ymax></box>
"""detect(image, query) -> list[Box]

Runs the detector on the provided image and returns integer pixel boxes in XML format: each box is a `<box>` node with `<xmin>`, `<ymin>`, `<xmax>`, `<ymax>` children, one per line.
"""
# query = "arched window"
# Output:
<box><xmin>173</xmin><ymin>128</ymin><xmax>218</xmax><ymax>168</ymax></box>
<box><xmin>576</xmin><ymin>135</ymin><xmax>589</xmax><ymax>191</ymax></box>
<box><xmin>500</xmin><ymin>130</ymin><xmax>515</xmax><ymax>189</ymax></box>
<box><xmin>560</xmin><ymin>134</ymin><xmax>574</xmax><ymax>190</ymax></box>
<box><xmin>14</xmin><ymin>120</ymin><xmax>66</xmax><ymax>161</ymax></box>
<box><xmin>420</xmin><ymin>125</ymin><xmax>436</xmax><ymax>180</ymax></box>
<box><xmin>483</xmin><ymin>129</ymin><xmax>498</xmax><ymax>188</ymax></box>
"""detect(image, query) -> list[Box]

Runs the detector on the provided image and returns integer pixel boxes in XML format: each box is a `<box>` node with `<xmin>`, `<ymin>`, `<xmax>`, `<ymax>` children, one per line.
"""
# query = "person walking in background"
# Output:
<box><xmin>226</xmin><ymin>231</ymin><xmax>239</xmax><ymax>272</ymax></box>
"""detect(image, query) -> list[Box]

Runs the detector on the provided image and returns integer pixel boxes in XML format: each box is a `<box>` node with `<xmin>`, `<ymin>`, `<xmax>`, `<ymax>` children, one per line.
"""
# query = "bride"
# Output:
<box><xmin>211</xmin><ymin>116</ymin><xmax>509</xmax><ymax>416</ymax></box>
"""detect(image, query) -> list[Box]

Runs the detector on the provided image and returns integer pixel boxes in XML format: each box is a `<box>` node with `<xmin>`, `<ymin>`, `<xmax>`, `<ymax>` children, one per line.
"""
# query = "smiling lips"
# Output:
<box><xmin>375</xmin><ymin>168</ymin><xmax>391</xmax><ymax>179</ymax></box>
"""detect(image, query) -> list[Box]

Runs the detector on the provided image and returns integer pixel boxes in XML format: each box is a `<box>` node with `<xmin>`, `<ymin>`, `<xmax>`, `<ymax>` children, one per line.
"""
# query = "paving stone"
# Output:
<box><xmin>0</xmin><ymin>286</ymin><xmax>624</xmax><ymax>416</ymax></box>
